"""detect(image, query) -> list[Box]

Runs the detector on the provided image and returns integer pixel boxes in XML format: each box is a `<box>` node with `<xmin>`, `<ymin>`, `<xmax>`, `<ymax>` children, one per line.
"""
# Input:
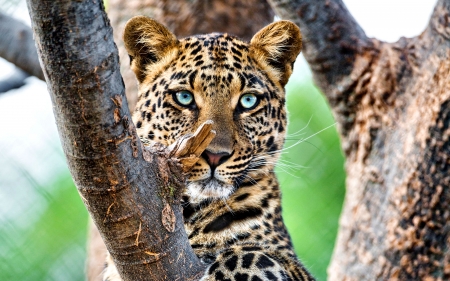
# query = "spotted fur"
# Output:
<box><xmin>104</xmin><ymin>16</ymin><xmax>314</xmax><ymax>281</ymax></box>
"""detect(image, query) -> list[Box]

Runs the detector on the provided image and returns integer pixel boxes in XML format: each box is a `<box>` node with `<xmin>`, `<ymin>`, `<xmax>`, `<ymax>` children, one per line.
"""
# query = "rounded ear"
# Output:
<box><xmin>123</xmin><ymin>16</ymin><xmax>179</xmax><ymax>82</ymax></box>
<box><xmin>250</xmin><ymin>21</ymin><xmax>302</xmax><ymax>86</ymax></box>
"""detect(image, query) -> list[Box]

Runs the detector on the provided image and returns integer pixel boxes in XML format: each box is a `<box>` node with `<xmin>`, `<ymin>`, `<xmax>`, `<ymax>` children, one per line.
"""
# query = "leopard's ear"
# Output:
<box><xmin>123</xmin><ymin>16</ymin><xmax>179</xmax><ymax>83</ymax></box>
<box><xmin>250</xmin><ymin>21</ymin><xmax>302</xmax><ymax>86</ymax></box>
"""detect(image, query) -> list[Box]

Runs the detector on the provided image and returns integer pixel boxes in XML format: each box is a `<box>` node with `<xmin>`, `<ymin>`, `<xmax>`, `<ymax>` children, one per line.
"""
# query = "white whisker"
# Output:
<box><xmin>241</xmin><ymin>174</ymin><xmax>266</xmax><ymax>189</ymax></box>
<box><xmin>273</xmin><ymin>166</ymin><xmax>302</xmax><ymax>179</ymax></box>
<box><xmin>222</xmin><ymin>198</ymin><xmax>234</xmax><ymax>213</ymax></box>
<box><xmin>256</xmin><ymin>122</ymin><xmax>337</xmax><ymax>158</ymax></box>
<box><xmin>286</xmin><ymin>115</ymin><xmax>313</xmax><ymax>138</ymax></box>
<box><xmin>283</xmin><ymin>122</ymin><xmax>337</xmax><ymax>152</ymax></box>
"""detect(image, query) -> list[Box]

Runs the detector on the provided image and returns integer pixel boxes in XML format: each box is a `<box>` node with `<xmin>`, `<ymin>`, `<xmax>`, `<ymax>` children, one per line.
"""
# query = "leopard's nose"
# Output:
<box><xmin>202</xmin><ymin>150</ymin><xmax>231</xmax><ymax>171</ymax></box>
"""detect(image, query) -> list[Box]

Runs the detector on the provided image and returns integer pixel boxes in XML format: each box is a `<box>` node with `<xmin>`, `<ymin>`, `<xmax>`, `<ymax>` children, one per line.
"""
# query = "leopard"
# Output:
<box><xmin>103</xmin><ymin>15</ymin><xmax>315</xmax><ymax>281</ymax></box>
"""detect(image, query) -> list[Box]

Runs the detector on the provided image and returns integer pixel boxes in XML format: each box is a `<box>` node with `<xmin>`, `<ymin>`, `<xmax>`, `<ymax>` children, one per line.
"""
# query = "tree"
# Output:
<box><xmin>9</xmin><ymin>0</ymin><xmax>449</xmax><ymax>280</ymax></box>
<box><xmin>267</xmin><ymin>0</ymin><xmax>450</xmax><ymax>279</ymax></box>
<box><xmin>0</xmin><ymin>10</ymin><xmax>44</xmax><ymax>93</ymax></box>
<box><xmin>25</xmin><ymin>0</ymin><xmax>204</xmax><ymax>279</ymax></box>
<box><xmin>0</xmin><ymin>11</ymin><xmax>44</xmax><ymax>80</ymax></box>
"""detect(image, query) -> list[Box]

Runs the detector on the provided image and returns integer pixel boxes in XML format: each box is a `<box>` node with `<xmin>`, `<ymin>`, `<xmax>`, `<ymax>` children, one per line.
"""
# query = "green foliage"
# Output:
<box><xmin>0</xmin><ymin>172</ymin><xmax>88</xmax><ymax>281</ymax></box>
<box><xmin>279</xmin><ymin>77</ymin><xmax>346</xmax><ymax>281</ymax></box>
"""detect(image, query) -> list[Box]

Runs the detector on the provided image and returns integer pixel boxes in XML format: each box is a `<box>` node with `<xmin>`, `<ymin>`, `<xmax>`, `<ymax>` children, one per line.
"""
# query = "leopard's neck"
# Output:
<box><xmin>182</xmin><ymin>171</ymin><xmax>295</xmax><ymax>263</ymax></box>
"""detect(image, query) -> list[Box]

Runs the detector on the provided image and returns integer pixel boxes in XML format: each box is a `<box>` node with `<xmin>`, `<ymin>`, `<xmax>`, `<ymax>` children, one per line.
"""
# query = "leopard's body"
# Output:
<box><xmin>103</xmin><ymin>16</ymin><xmax>314</xmax><ymax>281</ymax></box>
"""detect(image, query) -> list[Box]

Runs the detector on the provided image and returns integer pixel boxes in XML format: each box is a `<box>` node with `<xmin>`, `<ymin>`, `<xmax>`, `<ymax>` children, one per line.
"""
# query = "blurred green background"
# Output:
<box><xmin>0</xmin><ymin>1</ymin><xmax>345</xmax><ymax>280</ymax></box>
<box><xmin>281</xmin><ymin>67</ymin><xmax>345</xmax><ymax>280</ymax></box>
<box><xmin>0</xmin><ymin>172</ymin><xmax>88</xmax><ymax>280</ymax></box>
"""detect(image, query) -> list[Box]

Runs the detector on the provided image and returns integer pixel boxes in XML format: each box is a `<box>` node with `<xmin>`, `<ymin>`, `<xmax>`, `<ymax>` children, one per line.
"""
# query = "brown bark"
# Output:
<box><xmin>0</xmin><ymin>11</ymin><xmax>44</xmax><ymax>80</ymax></box>
<box><xmin>268</xmin><ymin>0</ymin><xmax>450</xmax><ymax>280</ymax></box>
<box><xmin>25</xmin><ymin>0</ymin><xmax>220</xmax><ymax>280</ymax></box>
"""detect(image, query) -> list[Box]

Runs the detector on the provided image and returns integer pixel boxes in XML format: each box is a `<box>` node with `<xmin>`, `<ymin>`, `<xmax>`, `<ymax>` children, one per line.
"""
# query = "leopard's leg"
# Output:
<box><xmin>200</xmin><ymin>246</ymin><xmax>315</xmax><ymax>281</ymax></box>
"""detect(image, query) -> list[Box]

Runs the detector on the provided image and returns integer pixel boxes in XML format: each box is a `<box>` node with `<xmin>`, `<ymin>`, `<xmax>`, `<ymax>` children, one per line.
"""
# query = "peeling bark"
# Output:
<box><xmin>268</xmin><ymin>0</ymin><xmax>450</xmax><ymax>280</ymax></box>
<box><xmin>0</xmin><ymin>11</ymin><xmax>44</xmax><ymax>80</ymax></box>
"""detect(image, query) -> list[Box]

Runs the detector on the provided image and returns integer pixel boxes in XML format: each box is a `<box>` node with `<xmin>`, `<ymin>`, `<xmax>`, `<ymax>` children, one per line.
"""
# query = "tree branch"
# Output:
<box><xmin>267</xmin><ymin>0</ymin><xmax>370</xmax><ymax>91</ymax></box>
<box><xmin>269</xmin><ymin>0</ymin><xmax>450</xmax><ymax>280</ymax></box>
<box><xmin>427</xmin><ymin>0</ymin><xmax>450</xmax><ymax>41</ymax></box>
<box><xmin>0</xmin><ymin>11</ymin><xmax>44</xmax><ymax>80</ymax></box>
<box><xmin>25</xmin><ymin>0</ymin><xmax>211</xmax><ymax>280</ymax></box>
<box><xmin>0</xmin><ymin>67</ymin><xmax>30</xmax><ymax>94</ymax></box>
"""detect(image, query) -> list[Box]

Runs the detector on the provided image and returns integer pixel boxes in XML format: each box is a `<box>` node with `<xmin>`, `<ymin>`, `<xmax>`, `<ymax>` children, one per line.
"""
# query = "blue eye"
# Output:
<box><xmin>175</xmin><ymin>90</ymin><xmax>194</xmax><ymax>106</ymax></box>
<box><xmin>239</xmin><ymin>93</ymin><xmax>258</xmax><ymax>109</ymax></box>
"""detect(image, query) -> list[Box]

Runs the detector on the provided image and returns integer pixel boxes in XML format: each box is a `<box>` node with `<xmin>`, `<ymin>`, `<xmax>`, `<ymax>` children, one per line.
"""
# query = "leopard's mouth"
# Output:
<box><xmin>186</xmin><ymin>177</ymin><xmax>234</xmax><ymax>201</ymax></box>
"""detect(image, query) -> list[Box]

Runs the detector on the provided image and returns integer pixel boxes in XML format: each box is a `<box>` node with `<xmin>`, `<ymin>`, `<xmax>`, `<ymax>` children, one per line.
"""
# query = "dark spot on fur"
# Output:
<box><xmin>234</xmin><ymin>193</ymin><xmax>250</xmax><ymax>202</ymax></box>
<box><xmin>208</xmin><ymin>262</ymin><xmax>220</xmax><ymax>274</ymax></box>
<box><xmin>234</xmin><ymin>273</ymin><xmax>249</xmax><ymax>281</ymax></box>
<box><xmin>256</xmin><ymin>255</ymin><xmax>275</xmax><ymax>269</ymax></box>
<box><xmin>265</xmin><ymin>271</ymin><xmax>278</xmax><ymax>281</ymax></box>
<box><xmin>242</xmin><ymin>253</ymin><xmax>255</xmax><ymax>269</ymax></box>
<box><xmin>203</xmin><ymin>208</ymin><xmax>262</xmax><ymax>233</ymax></box>
<box><xmin>251</xmin><ymin>276</ymin><xmax>263</xmax><ymax>281</ymax></box>
<box><xmin>224</xmin><ymin>255</ymin><xmax>238</xmax><ymax>271</ymax></box>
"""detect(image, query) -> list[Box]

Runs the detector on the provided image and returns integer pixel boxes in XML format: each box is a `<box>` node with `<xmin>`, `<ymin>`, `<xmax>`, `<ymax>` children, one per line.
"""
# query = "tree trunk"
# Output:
<box><xmin>268</xmin><ymin>0</ymin><xmax>450</xmax><ymax>280</ymax></box>
<box><xmin>25</xmin><ymin>1</ymin><xmax>214</xmax><ymax>280</ymax></box>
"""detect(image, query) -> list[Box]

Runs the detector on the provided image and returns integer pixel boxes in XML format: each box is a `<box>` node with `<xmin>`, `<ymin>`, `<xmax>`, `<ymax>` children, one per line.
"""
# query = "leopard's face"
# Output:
<box><xmin>124</xmin><ymin>17</ymin><xmax>302</xmax><ymax>201</ymax></box>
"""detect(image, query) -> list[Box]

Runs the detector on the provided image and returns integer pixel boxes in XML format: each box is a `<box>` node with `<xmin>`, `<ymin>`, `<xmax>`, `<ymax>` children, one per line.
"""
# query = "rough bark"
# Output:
<box><xmin>25</xmin><ymin>0</ymin><xmax>218</xmax><ymax>280</ymax></box>
<box><xmin>0</xmin><ymin>11</ymin><xmax>44</xmax><ymax>80</ymax></box>
<box><xmin>268</xmin><ymin>0</ymin><xmax>450</xmax><ymax>280</ymax></box>
<box><xmin>108</xmin><ymin>0</ymin><xmax>274</xmax><ymax>111</ymax></box>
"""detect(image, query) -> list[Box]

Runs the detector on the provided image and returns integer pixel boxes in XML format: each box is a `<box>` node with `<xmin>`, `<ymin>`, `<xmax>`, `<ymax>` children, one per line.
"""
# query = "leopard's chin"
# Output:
<box><xmin>186</xmin><ymin>178</ymin><xmax>234</xmax><ymax>202</ymax></box>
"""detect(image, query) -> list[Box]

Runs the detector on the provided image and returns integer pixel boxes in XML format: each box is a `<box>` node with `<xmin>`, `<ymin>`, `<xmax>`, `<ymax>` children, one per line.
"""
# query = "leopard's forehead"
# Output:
<box><xmin>179</xmin><ymin>33</ymin><xmax>249</xmax><ymax>63</ymax></box>
<box><xmin>146</xmin><ymin>33</ymin><xmax>278</xmax><ymax>105</ymax></box>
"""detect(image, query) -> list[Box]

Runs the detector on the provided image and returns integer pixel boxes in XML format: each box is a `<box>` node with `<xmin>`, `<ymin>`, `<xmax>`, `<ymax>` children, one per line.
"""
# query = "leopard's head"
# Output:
<box><xmin>124</xmin><ymin>16</ymin><xmax>302</xmax><ymax>201</ymax></box>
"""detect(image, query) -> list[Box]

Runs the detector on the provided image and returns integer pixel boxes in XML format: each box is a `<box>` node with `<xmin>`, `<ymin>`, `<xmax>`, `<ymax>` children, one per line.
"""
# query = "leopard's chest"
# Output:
<box><xmin>181</xmin><ymin>176</ymin><xmax>296</xmax><ymax>264</ymax></box>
